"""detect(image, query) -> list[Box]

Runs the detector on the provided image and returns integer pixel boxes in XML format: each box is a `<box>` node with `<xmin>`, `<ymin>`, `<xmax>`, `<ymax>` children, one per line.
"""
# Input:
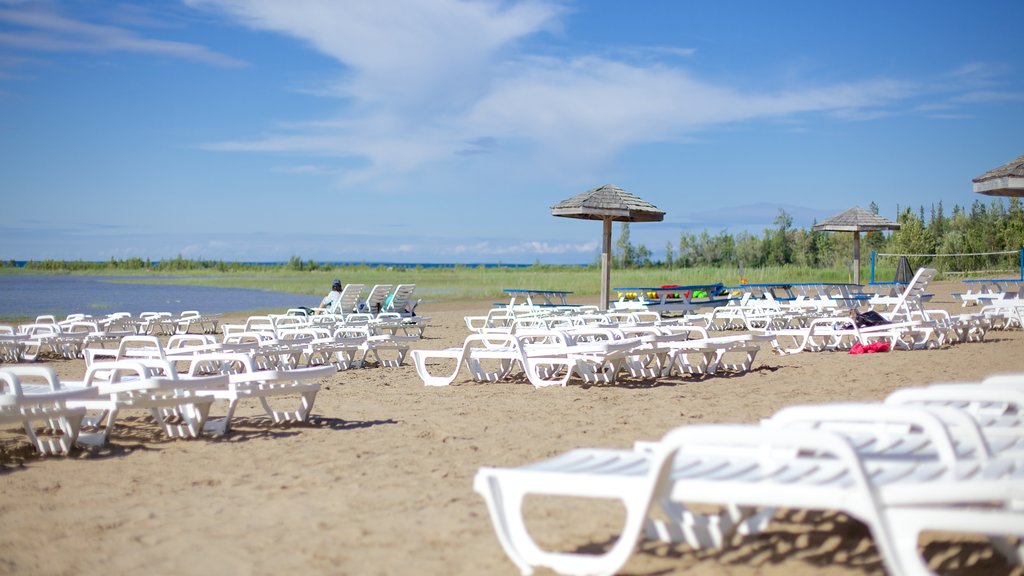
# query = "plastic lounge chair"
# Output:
<box><xmin>0</xmin><ymin>366</ymin><xmax>96</xmax><ymax>455</ymax></box>
<box><xmin>762</xmin><ymin>316</ymin><xmax>930</xmax><ymax>354</ymax></box>
<box><xmin>885</xmin><ymin>383</ymin><xmax>1024</xmax><ymax>444</ymax></box>
<box><xmin>412</xmin><ymin>333</ymin><xmax>521</xmax><ymax>386</ymax></box>
<box><xmin>175</xmin><ymin>310</ymin><xmax>221</xmax><ymax>335</ymax></box>
<box><xmin>636</xmin><ymin>331</ymin><xmax>767</xmax><ymax>377</ymax></box>
<box><xmin>384</xmin><ymin>284</ymin><xmax>420</xmax><ymax>316</ymax></box>
<box><xmin>763</xmin><ymin>402</ymin><xmax>1003</xmax><ymax>464</ymax></box>
<box><xmin>645</xmin><ymin>399</ymin><xmax>1024</xmax><ymax>550</ymax></box>
<box><xmin>374</xmin><ymin>312</ymin><xmax>430</xmax><ymax>338</ymax></box>
<box><xmin>183</xmin><ymin>352</ymin><xmax>333</xmax><ymax>434</ymax></box>
<box><xmin>474</xmin><ymin>423</ymin><xmax>1024</xmax><ymax>576</ymax></box>
<box><xmin>361</xmin><ymin>284</ymin><xmax>393</xmax><ymax>314</ymax></box>
<box><xmin>413</xmin><ymin>329</ymin><xmax>605</xmax><ymax>388</ymax></box>
<box><xmin>881</xmin><ymin>268</ymin><xmax>991</xmax><ymax>345</ymax></box>
<box><xmin>540</xmin><ymin>328</ymin><xmax>642</xmax><ymax>385</ymax></box>
<box><xmin>0</xmin><ymin>326</ymin><xmax>29</xmax><ymax>362</ymax></box>
<box><xmin>64</xmin><ymin>360</ymin><xmax>227</xmax><ymax>445</ymax></box>
<box><xmin>17</xmin><ymin>323</ymin><xmax>87</xmax><ymax>361</ymax></box>
<box><xmin>358</xmin><ymin>334</ymin><xmax>415</xmax><ymax>368</ymax></box>
<box><xmin>84</xmin><ymin>334</ymin><xmax>223</xmax><ymax>373</ymax></box>
<box><xmin>333</xmin><ymin>283</ymin><xmax>366</xmax><ymax>316</ymax></box>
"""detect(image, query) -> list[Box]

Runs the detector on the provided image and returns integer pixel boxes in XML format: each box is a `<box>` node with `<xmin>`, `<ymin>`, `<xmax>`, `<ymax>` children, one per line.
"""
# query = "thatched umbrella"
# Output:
<box><xmin>551</xmin><ymin>184</ymin><xmax>665</xmax><ymax>310</ymax></box>
<box><xmin>973</xmin><ymin>154</ymin><xmax>1024</xmax><ymax>197</ymax></box>
<box><xmin>813</xmin><ymin>206</ymin><xmax>900</xmax><ymax>284</ymax></box>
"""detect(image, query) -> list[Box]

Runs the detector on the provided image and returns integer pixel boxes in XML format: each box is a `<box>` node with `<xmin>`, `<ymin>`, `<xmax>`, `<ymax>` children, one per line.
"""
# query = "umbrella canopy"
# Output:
<box><xmin>973</xmin><ymin>154</ymin><xmax>1024</xmax><ymax>197</ymax></box>
<box><xmin>813</xmin><ymin>206</ymin><xmax>900</xmax><ymax>284</ymax></box>
<box><xmin>551</xmin><ymin>184</ymin><xmax>665</xmax><ymax>310</ymax></box>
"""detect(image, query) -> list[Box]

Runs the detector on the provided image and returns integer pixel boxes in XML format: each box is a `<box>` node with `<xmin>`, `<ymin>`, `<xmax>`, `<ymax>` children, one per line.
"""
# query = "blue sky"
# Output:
<box><xmin>2</xmin><ymin>0</ymin><xmax>1023</xmax><ymax>264</ymax></box>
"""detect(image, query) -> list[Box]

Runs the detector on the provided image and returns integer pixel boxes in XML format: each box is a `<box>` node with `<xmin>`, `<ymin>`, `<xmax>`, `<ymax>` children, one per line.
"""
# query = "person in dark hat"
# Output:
<box><xmin>317</xmin><ymin>278</ymin><xmax>344</xmax><ymax>313</ymax></box>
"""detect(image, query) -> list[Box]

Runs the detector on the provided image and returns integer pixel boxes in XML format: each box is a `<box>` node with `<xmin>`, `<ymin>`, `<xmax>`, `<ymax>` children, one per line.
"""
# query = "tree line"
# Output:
<box><xmin>615</xmin><ymin>198</ymin><xmax>1024</xmax><ymax>273</ymax></box>
<box><xmin>1</xmin><ymin>255</ymin><xmax>331</xmax><ymax>272</ymax></box>
<box><xmin>5</xmin><ymin>198</ymin><xmax>1023</xmax><ymax>274</ymax></box>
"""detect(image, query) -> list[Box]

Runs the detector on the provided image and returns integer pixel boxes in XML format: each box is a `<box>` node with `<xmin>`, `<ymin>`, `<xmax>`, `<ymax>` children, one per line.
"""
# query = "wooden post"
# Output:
<box><xmin>601</xmin><ymin>218</ymin><xmax>612</xmax><ymax>311</ymax></box>
<box><xmin>853</xmin><ymin>230</ymin><xmax>861</xmax><ymax>285</ymax></box>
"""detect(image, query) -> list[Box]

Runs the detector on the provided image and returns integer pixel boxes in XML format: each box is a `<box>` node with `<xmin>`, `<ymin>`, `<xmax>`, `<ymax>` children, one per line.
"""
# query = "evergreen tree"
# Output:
<box><xmin>890</xmin><ymin>208</ymin><xmax>934</xmax><ymax>269</ymax></box>
<box><xmin>765</xmin><ymin>209</ymin><xmax>794</xmax><ymax>265</ymax></box>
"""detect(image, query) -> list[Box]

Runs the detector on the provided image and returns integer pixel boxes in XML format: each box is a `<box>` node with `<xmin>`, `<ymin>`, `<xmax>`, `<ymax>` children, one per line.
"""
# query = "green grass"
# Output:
<box><xmin>84</xmin><ymin>264</ymin><xmax>899</xmax><ymax>301</ymax></box>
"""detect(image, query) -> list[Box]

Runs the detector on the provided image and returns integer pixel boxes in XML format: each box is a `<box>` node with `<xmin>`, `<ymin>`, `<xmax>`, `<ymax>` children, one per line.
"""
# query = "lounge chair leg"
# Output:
<box><xmin>882</xmin><ymin>507</ymin><xmax>1024</xmax><ymax>576</ymax></box>
<box><xmin>259</xmin><ymin>391</ymin><xmax>316</xmax><ymax>424</ymax></box>
<box><xmin>18</xmin><ymin>406</ymin><xmax>84</xmax><ymax>455</ymax></box>
<box><xmin>474</xmin><ymin>472</ymin><xmax>654</xmax><ymax>576</ymax></box>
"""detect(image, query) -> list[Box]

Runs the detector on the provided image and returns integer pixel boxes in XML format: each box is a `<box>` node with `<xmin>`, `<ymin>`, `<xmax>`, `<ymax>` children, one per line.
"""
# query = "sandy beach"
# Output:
<box><xmin>2</xmin><ymin>281</ymin><xmax>1023</xmax><ymax>576</ymax></box>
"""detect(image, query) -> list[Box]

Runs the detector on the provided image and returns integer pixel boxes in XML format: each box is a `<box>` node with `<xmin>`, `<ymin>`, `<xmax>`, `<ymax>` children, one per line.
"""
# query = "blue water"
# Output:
<box><xmin>0</xmin><ymin>275</ymin><xmax>315</xmax><ymax>319</ymax></box>
<box><xmin>8</xmin><ymin>260</ymin><xmax>543</xmax><ymax>269</ymax></box>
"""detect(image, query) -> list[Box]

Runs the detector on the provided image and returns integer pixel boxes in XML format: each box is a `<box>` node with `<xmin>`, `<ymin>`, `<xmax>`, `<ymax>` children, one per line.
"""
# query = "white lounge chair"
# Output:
<box><xmin>361</xmin><ymin>284</ymin><xmax>393</xmax><ymax>314</ymax></box>
<box><xmin>633</xmin><ymin>330</ymin><xmax>767</xmax><ymax>377</ymax></box>
<box><xmin>412</xmin><ymin>333</ymin><xmax>521</xmax><ymax>387</ymax></box>
<box><xmin>183</xmin><ymin>353</ymin><xmax>333</xmax><ymax>434</ymax></box>
<box><xmin>762</xmin><ymin>316</ymin><xmax>930</xmax><ymax>354</ymax></box>
<box><xmin>475</xmin><ymin>422</ymin><xmax>1024</xmax><ymax>576</ymax></box>
<box><xmin>384</xmin><ymin>284</ymin><xmax>419</xmax><ymax>316</ymax></box>
<box><xmin>175</xmin><ymin>310</ymin><xmax>221</xmax><ymax>334</ymax></box>
<box><xmin>64</xmin><ymin>360</ymin><xmax>227</xmax><ymax>445</ymax></box>
<box><xmin>880</xmin><ymin>268</ymin><xmax>991</xmax><ymax>345</ymax></box>
<box><xmin>0</xmin><ymin>366</ymin><xmax>95</xmax><ymax>455</ymax></box>
<box><xmin>414</xmin><ymin>330</ymin><xmax>635</xmax><ymax>388</ymax></box>
<box><xmin>332</xmin><ymin>283</ymin><xmax>366</xmax><ymax>316</ymax></box>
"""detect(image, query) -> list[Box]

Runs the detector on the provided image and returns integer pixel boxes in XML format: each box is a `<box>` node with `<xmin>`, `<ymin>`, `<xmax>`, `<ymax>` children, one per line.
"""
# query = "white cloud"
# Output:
<box><xmin>272</xmin><ymin>164</ymin><xmax>337</xmax><ymax>175</ymax></box>
<box><xmin>448</xmin><ymin>239</ymin><xmax>597</xmax><ymax>256</ymax></box>
<box><xmin>185</xmin><ymin>0</ymin><xmax>957</xmax><ymax>185</ymax></box>
<box><xmin>0</xmin><ymin>5</ymin><xmax>246</xmax><ymax>67</ymax></box>
<box><xmin>185</xmin><ymin>0</ymin><xmax>560</xmax><ymax>109</ymax></box>
<box><xmin>953</xmin><ymin>90</ymin><xmax>1024</xmax><ymax>104</ymax></box>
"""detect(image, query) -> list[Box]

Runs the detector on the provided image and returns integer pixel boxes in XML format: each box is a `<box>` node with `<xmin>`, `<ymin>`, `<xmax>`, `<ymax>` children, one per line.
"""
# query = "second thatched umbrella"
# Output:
<box><xmin>813</xmin><ymin>206</ymin><xmax>900</xmax><ymax>284</ymax></box>
<box><xmin>973</xmin><ymin>154</ymin><xmax>1024</xmax><ymax>197</ymax></box>
<box><xmin>551</xmin><ymin>184</ymin><xmax>665</xmax><ymax>310</ymax></box>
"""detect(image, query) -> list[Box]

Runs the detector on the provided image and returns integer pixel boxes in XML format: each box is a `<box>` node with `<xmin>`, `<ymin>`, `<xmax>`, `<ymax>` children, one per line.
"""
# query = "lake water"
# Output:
<box><xmin>0</xmin><ymin>275</ymin><xmax>316</xmax><ymax>319</ymax></box>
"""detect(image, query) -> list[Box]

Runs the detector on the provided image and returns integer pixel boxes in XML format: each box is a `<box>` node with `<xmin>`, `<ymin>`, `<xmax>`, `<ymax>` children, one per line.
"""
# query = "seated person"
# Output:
<box><xmin>317</xmin><ymin>279</ymin><xmax>343</xmax><ymax>313</ymax></box>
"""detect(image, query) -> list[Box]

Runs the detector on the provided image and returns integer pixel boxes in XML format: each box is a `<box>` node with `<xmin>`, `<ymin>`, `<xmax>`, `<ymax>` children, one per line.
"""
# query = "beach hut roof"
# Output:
<box><xmin>973</xmin><ymin>154</ymin><xmax>1024</xmax><ymax>197</ymax></box>
<box><xmin>550</xmin><ymin>184</ymin><xmax>665</xmax><ymax>222</ymax></box>
<box><xmin>812</xmin><ymin>206</ymin><xmax>900</xmax><ymax>232</ymax></box>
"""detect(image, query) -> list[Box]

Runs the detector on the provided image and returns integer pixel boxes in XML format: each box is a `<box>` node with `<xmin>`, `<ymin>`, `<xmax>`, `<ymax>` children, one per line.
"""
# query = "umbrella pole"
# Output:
<box><xmin>853</xmin><ymin>231</ymin><xmax>861</xmax><ymax>285</ymax></box>
<box><xmin>601</xmin><ymin>218</ymin><xmax>612</xmax><ymax>311</ymax></box>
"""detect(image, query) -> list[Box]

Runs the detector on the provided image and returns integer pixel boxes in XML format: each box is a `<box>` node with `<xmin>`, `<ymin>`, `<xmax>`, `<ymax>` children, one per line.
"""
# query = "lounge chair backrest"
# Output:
<box><xmin>331</xmin><ymin>284</ymin><xmax>365</xmax><ymax>315</ymax></box>
<box><xmin>889</xmin><ymin>267</ymin><xmax>935</xmax><ymax>319</ymax></box>
<box><xmin>363</xmin><ymin>284</ymin><xmax>393</xmax><ymax>313</ymax></box>
<box><xmin>385</xmin><ymin>284</ymin><xmax>418</xmax><ymax>315</ymax></box>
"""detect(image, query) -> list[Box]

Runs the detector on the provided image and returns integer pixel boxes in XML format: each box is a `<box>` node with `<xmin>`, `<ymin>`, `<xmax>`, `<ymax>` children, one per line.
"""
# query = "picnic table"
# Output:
<box><xmin>954</xmin><ymin>278</ymin><xmax>1023</xmax><ymax>307</ymax></box>
<box><xmin>502</xmin><ymin>288</ymin><xmax>574</xmax><ymax>308</ymax></box>
<box><xmin>723</xmin><ymin>282</ymin><xmax>870</xmax><ymax>306</ymax></box>
<box><xmin>722</xmin><ymin>283</ymin><xmax>798</xmax><ymax>301</ymax></box>
<box><xmin>611</xmin><ymin>283</ymin><xmax>726</xmax><ymax>315</ymax></box>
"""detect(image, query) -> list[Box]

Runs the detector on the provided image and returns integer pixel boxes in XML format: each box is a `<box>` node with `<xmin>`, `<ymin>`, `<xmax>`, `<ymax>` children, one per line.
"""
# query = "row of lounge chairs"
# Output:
<box><xmin>2</xmin><ymin>304</ymin><xmax>430</xmax><ymax>365</ymax></box>
<box><xmin>309</xmin><ymin>283</ymin><xmax>421</xmax><ymax>316</ymax></box>
<box><xmin>417</xmin><ymin>304</ymin><xmax>767</xmax><ymax>387</ymax></box>
<box><xmin>0</xmin><ymin>310</ymin><xmax>222</xmax><ymax>363</ymax></box>
<box><xmin>415</xmin><ymin>267</ymin><xmax>1014</xmax><ymax>389</ymax></box>
<box><xmin>0</xmin><ymin>289</ymin><xmax>433</xmax><ymax>453</ymax></box>
<box><xmin>0</xmin><ymin>354</ymin><xmax>334</xmax><ymax>454</ymax></box>
<box><xmin>474</xmin><ymin>374</ymin><xmax>1024</xmax><ymax>576</ymax></box>
<box><xmin>691</xmin><ymin>268</ymin><xmax>997</xmax><ymax>354</ymax></box>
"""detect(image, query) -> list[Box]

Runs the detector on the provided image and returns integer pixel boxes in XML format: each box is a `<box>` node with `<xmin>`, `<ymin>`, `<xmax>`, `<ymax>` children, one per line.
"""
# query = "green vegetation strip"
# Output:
<box><xmin>2</xmin><ymin>263</ymin><xmax>890</xmax><ymax>302</ymax></box>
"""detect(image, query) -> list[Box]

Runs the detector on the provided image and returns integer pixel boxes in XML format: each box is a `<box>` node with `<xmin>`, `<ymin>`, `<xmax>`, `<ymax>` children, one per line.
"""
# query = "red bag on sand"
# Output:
<box><xmin>849</xmin><ymin>342</ymin><xmax>890</xmax><ymax>354</ymax></box>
